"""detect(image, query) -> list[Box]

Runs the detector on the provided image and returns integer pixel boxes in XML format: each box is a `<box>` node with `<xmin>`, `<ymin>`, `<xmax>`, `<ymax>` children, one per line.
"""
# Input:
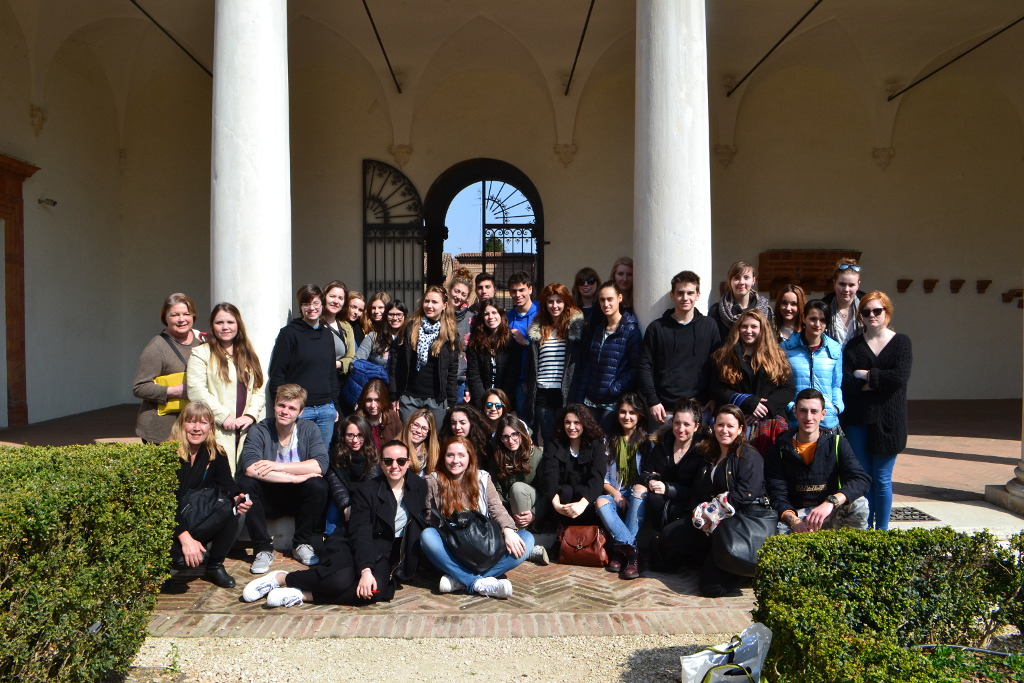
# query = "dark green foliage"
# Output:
<box><xmin>0</xmin><ymin>443</ymin><xmax>178</xmax><ymax>682</ymax></box>
<box><xmin>753</xmin><ymin>528</ymin><xmax>1024</xmax><ymax>683</ymax></box>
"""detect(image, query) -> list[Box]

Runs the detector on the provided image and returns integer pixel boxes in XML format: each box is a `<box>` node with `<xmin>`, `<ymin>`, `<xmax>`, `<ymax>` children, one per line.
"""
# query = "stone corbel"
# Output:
<box><xmin>872</xmin><ymin>147</ymin><xmax>895</xmax><ymax>170</ymax></box>
<box><xmin>388</xmin><ymin>145</ymin><xmax>412</xmax><ymax>169</ymax></box>
<box><xmin>553</xmin><ymin>144</ymin><xmax>577</xmax><ymax>168</ymax></box>
<box><xmin>29</xmin><ymin>105</ymin><xmax>47</xmax><ymax>136</ymax></box>
<box><xmin>714</xmin><ymin>144</ymin><xmax>737</xmax><ymax>169</ymax></box>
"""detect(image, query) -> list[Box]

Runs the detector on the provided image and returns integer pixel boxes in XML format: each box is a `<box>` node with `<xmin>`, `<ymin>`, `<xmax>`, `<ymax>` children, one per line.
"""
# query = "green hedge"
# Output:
<box><xmin>0</xmin><ymin>443</ymin><xmax>179</xmax><ymax>682</ymax></box>
<box><xmin>752</xmin><ymin>528</ymin><xmax>1024</xmax><ymax>683</ymax></box>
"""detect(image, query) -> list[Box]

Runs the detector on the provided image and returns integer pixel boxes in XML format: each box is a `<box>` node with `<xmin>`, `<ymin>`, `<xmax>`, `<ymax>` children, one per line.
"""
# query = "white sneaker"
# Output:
<box><xmin>530</xmin><ymin>545</ymin><xmax>550</xmax><ymax>566</ymax></box>
<box><xmin>242</xmin><ymin>571</ymin><xmax>286</xmax><ymax>603</ymax></box>
<box><xmin>250</xmin><ymin>550</ymin><xmax>274</xmax><ymax>574</ymax></box>
<box><xmin>438</xmin><ymin>575</ymin><xmax>465</xmax><ymax>594</ymax></box>
<box><xmin>293</xmin><ymin>544</ymin><xmax>320</xmax><ymax>566</ymax></box>
<box><xmin>266</xmin><ymin>587</ymin><xmax>304</xmax><ymax>608</ymax></box>
<box><xmin>472</xmin><ymin>577</ymin><xmax>512</xmax><ymax>599</ymax></box>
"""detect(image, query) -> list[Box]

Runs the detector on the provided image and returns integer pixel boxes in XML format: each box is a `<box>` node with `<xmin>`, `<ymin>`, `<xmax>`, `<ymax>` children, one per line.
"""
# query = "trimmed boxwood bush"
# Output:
<box><xmin>0</xmin><ymin>443</ymin><xmax>178</xmax><ymax>682</ymax></box>
<box><xmin>752</xmin><ymin>528</ymin><xmax>1024</xmax><ymax>683</ymax></box>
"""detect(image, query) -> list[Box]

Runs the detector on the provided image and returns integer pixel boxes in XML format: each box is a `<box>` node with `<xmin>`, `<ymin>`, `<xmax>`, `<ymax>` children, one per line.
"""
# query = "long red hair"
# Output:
<box><xmin>436</xmin><ymin>436</ymin><xmax>481</xmax><ymax>517</ymax></box>
<box><xmin>535</xmin><ymin>282</ymin><xmax>581</xmax><ymax>343</ymax></box>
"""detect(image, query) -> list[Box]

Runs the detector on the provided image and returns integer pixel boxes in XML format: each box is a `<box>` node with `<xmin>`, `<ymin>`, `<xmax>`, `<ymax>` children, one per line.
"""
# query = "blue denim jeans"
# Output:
<box><xmin>324</xmin><ymin>501</ymin><xmax>343</xmax><ymax>536</ymax></box>
<box><xmin>595</xmin><ymin>487</ymin><xmax>646</xmax><ymax>546</ymax></box>
<box><xmin>845</xmin><ymin>425</ymin><xmax>897</xmax><ymax>530</ymax></box>
<box><xmin>301</xmin><ymin>402</ymin><xmax>338</xmax><ymax>450</ymax></box>
<box><xmin>420</xmin><ymin>527</ymin><xmax>534</xmax><ymax>592</ymax></box>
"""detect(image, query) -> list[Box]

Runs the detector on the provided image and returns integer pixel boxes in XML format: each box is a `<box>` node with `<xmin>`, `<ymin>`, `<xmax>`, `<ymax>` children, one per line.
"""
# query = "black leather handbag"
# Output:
<box><xmin>179</xmin><ymin>488</ymin><xmax>234</xmax><ymax>541</ymax></box>
<box><xmin>711</xmin><ymin>502</ymin><xmax>777</xmax><ymax>577</ymax></box>
<box><xmin>435</xmin><ymin>508</ymin><xmax>505</xmax><ymax>573</ymax></box>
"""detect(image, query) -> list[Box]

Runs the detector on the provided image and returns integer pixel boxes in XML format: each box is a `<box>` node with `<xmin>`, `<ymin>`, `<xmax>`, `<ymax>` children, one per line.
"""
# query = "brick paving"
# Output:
<box><xmin>151</xmin><ymin>553</ymin><xmax>755</xmax><ymax>639</ymax></box>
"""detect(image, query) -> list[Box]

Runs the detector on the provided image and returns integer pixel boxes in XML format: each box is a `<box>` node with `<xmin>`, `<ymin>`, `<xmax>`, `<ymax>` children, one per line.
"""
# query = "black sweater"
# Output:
<box><xmin>267</xmin><ymin>318</ymin><xmax>340</xmax><ymax>407</ymax></box>
<box><xmin>638</xmin><ymin>309</ymin><xmax>722</xmax><ymax>407</ymax></box>
<box><xmin>841</xmin><ymin>333</ymin><xmax>912</xmax><ymax>457</ymax></box>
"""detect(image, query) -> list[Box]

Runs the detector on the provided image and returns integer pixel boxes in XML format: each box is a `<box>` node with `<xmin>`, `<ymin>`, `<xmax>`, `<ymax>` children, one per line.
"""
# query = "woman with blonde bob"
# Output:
<box><xmin>390</xmin><ymin>285</ymin><xmax>460</xmax><ymax>426</ymax></box>
<box><xmin>186</xmin><ymin>303</ymin><xmax>265</xmax><ymax>473</ymax></box>
<box><xmin>171</xmin><ymin>402</ymin><xmax>253</xmax><ymax>588</ymax></box>
<box><xmin>421</xmin><ymin>436</ymin><xmax>534</xmax><ymax>598</ymax></box>
<box><xmin>710</xmin><ymin>309</ymin><xmax>795</xmax><ymax>455</ymax></box>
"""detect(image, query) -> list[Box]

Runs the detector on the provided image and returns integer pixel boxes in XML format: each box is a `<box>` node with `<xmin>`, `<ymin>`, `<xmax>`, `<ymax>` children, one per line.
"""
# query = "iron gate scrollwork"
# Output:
<box><xmin>363</xmin><ymin>159</ymin><xmax>425</xmax><ymax>306</ymax></box>
<box><xmin>479</xmin><ymin>180</ymin><xmax>540</xmax><ymax>309</ymax></box>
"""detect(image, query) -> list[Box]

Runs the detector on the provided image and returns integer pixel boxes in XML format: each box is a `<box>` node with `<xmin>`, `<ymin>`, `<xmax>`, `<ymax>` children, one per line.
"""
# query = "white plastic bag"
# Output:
<box><xmin>680</xmin><ymin>622</ymin><xmax>773</xmax><ymax>683</ymax></box>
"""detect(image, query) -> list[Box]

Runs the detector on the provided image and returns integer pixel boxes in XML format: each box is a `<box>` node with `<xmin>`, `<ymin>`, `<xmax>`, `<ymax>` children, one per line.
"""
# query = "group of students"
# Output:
<box><xmin>135</xmin><ymin>254</ymin><xmax>911</xmax><ymax>602</ymax></box>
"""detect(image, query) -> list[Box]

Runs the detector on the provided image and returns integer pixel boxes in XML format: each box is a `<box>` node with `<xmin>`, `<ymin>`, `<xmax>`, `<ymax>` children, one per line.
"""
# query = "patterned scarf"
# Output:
<box><xmin>717</xmin><ymin>290</ymin><xmax>773</xmax><ymax>329</ymax></box>
<box><xmin>416</xmin><ymin>319</ymin><xmax>441</xmax><ymax>371</ymax></box>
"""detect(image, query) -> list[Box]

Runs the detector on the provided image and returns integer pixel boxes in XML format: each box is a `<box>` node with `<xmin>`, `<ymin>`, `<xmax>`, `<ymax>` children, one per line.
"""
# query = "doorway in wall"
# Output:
<box><xmin>423</xmin><ymin>159</ymin><xmax>544</xmax><ymax>303</ymax></box>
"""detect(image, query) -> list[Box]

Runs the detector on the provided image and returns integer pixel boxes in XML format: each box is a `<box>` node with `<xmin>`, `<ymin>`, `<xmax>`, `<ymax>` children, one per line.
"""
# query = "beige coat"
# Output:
<box><xmin>185</xmin><ymin>343</ymin><xmax>266</xmax><ymax>473</ymax></box>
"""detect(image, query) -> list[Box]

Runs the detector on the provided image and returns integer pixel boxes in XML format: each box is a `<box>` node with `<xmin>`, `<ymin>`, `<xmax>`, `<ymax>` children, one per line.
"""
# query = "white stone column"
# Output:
<box><xmin>211</xmin><ymin>0</ymin><xmax>292</xmax><ymax>375</ymax></box>
<box><xmin>633</xmin><ymin>0</ymin><xmax>713</xmax><ymax>325</ymax></box>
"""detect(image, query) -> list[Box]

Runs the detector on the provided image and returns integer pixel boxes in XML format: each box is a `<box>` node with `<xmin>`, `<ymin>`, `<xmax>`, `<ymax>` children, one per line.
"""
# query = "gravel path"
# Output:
<box><xmin>132</xmin><ymin>633</ymin><xmax>730</xmax><ymax>682</ymax></box>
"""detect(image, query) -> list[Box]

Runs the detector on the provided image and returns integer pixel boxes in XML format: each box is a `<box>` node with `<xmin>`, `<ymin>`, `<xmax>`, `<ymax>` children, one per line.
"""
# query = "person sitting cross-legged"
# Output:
<box><xmin>765</xmin><ymin>388</ymin><xmax>870</xmax><ymax>535</ymax></box>
<box><xmin>237</xmin><ymin>383</ymin><xmax>330</xmax><ymax>573</ymax></box>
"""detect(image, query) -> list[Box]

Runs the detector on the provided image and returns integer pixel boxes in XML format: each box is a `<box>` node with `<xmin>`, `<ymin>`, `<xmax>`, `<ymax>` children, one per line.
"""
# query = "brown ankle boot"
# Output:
<box><xmin>619</xmin><ymin>544</ymin><xmax>640</xmax><ymax>580</ymax></box>
<box><xmin>606</xmin><ymin>547</ymin><xmax>623</xmax><ymax>573</ymax></box>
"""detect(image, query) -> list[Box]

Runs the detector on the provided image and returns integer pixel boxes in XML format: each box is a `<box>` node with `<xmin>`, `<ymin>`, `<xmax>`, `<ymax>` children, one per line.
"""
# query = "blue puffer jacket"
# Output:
<box><xmin>576</xmin><ymin>310</ymin><xmax>643</xmax><ymax>406</ymax></box>
<box><xmin>782</xmin><ymin>332</ymin><xmax>843</xmax><ymax>429</ymax></box>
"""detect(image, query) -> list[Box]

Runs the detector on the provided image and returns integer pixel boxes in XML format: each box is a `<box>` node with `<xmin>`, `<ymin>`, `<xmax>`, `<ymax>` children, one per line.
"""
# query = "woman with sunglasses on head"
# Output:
<box><xmin>186</xmin><ymin>303</ymin><xmax>265</xmax><ymax>474</ymax></box>
<box><xmin>842</xmin><ymin>291</ymin><xmax>912</xmax><ymax>530</ymax></box>
<box><xmin>783</xmin><ymin>300</ymin><xmax>844</xmax><ymax>433</ymax></box>
<box><xmin>823</xmin><ymin>258</ymin><xmax>866</xmax><ymax>348</ymax></box>
<box><xmin>325</xmin><ymin>414</ymin><xmax>380</xmax><ymax>533</ymax></box>
<box><xmin>267</xmin><ymin>285</ymin><xmax>340</xmax><ymax>449</ymax></box>
<box><xmin>465</xmin><ymin>298</ymin><xmax>518</xmax><ymax>406</ymax></box>
<box><xmin>242</xmin><ymin>440</ymin><xmax>427</xmax><ymax>608</ymax></box>
<box><xmin>773</xmin><ymin>284</ymin><xmax>805</xmax><ymax>343</ymax></box>
<box><xmin>422</xmin><ymin>436</ymin><xmax>535</xmax><ymax>598</ymax></box>
<box><xmin>708</xmin><ymin>261</ymin><xmax>774</xmax><ymax>341</ymax></box>
<box><xmin>526</xmin><ymin>282</ymin><xmax>586</xmax><ymax>447</ymax></box>
<box><xmin>344</xmin><ymin>292</ymin><xmax>367</xmax><ymax>347</ymax></box>
<box><xmin>354</xmin><ymin>379</ymin><xmax>402</xmax><ymax>452</ymax></box>
<box><xmin>390</xmin><ymin>286</ymin><xmax>460</xmax><ymax>428</ymax></box>
<box><xmin>595</xmin><ymin>393</ymin><xmax>655</xmax><ymax>580</ymax></box>
<box><xmin>400</xmin><ymin>408</ymin><xmax>437</xmax><ymax>474</ymax></box>
<box><xmin>488</xmin><ymin>415</ymin><xmax>549</xmax><ymax>564</ymax></box>
<box><xmin>710</xmin><ymin>309</ymin><xmax>795</xmax><ymax>455</ymax></box>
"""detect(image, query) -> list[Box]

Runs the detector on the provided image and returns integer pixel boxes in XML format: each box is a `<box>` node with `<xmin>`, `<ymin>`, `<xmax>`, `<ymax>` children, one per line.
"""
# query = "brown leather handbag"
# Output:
<box><xmin>557</xmin><ymin>524</ymin><xmax>609</xmax><ymax>567</ymax></box>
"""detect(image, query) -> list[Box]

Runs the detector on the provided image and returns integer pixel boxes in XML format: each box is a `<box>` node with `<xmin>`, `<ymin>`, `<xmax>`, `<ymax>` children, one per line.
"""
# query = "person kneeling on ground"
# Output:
<box><xmin>171</xmin><ymin>402</ymin><xmax>253</xmax><ymax>588</ymax></box>
<box><xmin>242</xmin><ymin>440</ymin><xmax>427</xmax><ymax>608</ymax></box>
<box><xmin>237</xmin><ymin>383</ymin><xmax>329</xmax><ymax>573</ymax></box>
<box><xmin>422</xmin><ymin>436</ymin><xmax>535</xmax><ymax>599</ymax></box>
<box><xmin>765</xmin><ymin>388</ymin><xmax>871</xmax><ymax>534</ymax></box>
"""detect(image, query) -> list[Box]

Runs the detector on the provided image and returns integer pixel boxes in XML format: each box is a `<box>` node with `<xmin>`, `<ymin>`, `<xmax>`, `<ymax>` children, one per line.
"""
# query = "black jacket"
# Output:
<box><xmin>641</xmin><ymin>436</ymin><xmax>702</xmax><ymax>525</ymax></box>
<box><xmin>690</xmin><ymin>444</ymin><xmax>765</xmax><ymax>508</ymax></box>
<box><xmin>465</xmin><ymin>340</ymin><xmax>520</xmax><ymax>407</ymax></box>
<box><xmin>841</xmin><ymin>333</ymin><xmax>912</xmax><ymax>456</ymax></box>
<box><xmin>709</xmin><ymin>344</ymin><xmax>795</xmax><ymax>418</ymax></box>
<box><xmin>539</xmin><ymin>440</ymin><xmax>607</xmax><ymax>505</ymax></box>
<box><xmin>389</xmin><ymin>326</ymin><xmax>460</xmax><ymax>406</ymax></box>
<box><xmin>267</xmin><ymin>318</ymin><xmax>340</xmax><ymax>408</ymax></box>
<box><xmin>638</xmin><ymin>309</ymin><xmax>721</xmax><ymax>407</ymax></box>
<box><xmin>315</xmin><ymin>471</ymin><xmax>427</xmax><ymax>599</ymax></box>
<box><xmin>174</xmin><ymin>445</ymin><xmax>241</xmax><ymax>536</ymax></box>
<box><xmin>765</xmin><ymin>428</ymin><xmax>871</xmax><ymax>515</ymax></box>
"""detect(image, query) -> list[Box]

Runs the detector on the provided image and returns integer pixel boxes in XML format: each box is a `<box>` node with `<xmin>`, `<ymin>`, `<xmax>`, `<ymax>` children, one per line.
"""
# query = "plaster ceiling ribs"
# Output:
<box><xmin>129</xmin><ymin>0</ymin><xmax>210</xmax><ymax>76</ymax></box>
<box><xmin>360</xmin><ymin>0</ymin><xmax>400</xmax><ymax>93</ymax></box>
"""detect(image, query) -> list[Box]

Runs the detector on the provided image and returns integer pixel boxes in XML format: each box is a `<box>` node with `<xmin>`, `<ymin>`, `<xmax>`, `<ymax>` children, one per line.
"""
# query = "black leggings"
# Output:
<box><xmin>171</xmin><ymin>515</ymin><xmax>243</xmax><ymax>567</ymax></box>
<box><xmin>285</xmin><ymin>538</ymin><xmax>400</xmax><ymax>605</ymax></box>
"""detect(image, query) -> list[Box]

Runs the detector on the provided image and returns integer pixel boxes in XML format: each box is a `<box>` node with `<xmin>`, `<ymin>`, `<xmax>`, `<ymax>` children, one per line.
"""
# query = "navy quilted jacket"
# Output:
<box><xmin>576</xmin><ymin>310</ymin><xmax>643</xmax><ymax>406</ymax></box>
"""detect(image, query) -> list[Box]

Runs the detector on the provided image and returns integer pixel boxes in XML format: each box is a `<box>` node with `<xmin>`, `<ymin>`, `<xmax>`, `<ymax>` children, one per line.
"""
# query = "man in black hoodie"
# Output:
<box><xmin>637</xmin><ymin>271</ymin><xmax>721</xmax><ymax>425</ymax></box>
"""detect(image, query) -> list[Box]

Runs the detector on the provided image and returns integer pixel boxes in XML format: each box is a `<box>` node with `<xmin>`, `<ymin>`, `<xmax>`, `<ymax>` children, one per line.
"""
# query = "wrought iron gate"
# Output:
<box><xmin>478</xmin><ymin>180</ymin><xmax>540</xmax><ymax>308</ymax></box>
<box><xmin>362</xmin><ymin>159</ymin><xmax>425</xmax><ymax>306</ymax></box>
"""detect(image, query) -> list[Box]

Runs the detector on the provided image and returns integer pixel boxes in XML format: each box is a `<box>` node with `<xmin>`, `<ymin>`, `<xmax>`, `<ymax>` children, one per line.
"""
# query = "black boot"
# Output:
<box><xmin>619</xmin><ymin>544</ymin><xmax>640</xmax><ymax>580</ymax></box>
<box><xmin>205</xmin><ymin>564</ymin><xmax>236</xmax><ymax>589</ymax></box>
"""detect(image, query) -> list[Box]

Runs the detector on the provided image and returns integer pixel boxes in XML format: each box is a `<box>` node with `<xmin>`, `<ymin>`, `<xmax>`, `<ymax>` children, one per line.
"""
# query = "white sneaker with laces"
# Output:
<box><xmin>472</xmin><ymin>577</ymin><xmax>512</xmax><ymax>599</ymax></box>
<box><xmin>438</xmin><ymin>575</ymin><xmax>465</xmax><ymax>594</ymax></box>
<box><xmin>530</xmin><ymin>545</ymin><xmax>550</xmax><ymax>566</ymax></box>
<box><xmin>250</xmin><ymin>550</ymin><xmax>274</xmax><ymax>574</ymax></box>
<box><xmin>242</xmin><ymin>571</ymin><xmax>287</xmax><ymax>603</ymax></box>
<box><xmin>266</xmin><ymin>587</ymin><xmax>304</xmax><ymax>608</ymax></box>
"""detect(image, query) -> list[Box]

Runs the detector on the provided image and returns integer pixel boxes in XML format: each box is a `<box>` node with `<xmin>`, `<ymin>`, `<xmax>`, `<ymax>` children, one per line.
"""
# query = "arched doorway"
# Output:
<box><xmin>423</xmin><ymin>159</ymin><xmax>544</xmax><ymax>299</ymax></box>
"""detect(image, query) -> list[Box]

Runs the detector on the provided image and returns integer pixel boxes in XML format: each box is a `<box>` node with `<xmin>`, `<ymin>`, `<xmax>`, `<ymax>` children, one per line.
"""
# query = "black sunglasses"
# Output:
<box><xmin>576</xmin><ymin>277</ymin><xmax>597</xmax><ymax>286</ymax></box>
<box><xmin>861</xmin><ymin>307</ymin><xmax>885</xmax><ymax>318</ymax></box>
<box><xmin>383</xmin><ymin>457</ymin><xmax>409</xmax><ymax>467</ymax></box>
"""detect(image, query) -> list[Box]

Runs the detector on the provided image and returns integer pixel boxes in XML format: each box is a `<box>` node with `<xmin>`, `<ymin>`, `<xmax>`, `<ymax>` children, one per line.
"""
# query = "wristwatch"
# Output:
<box><xmin>826</xmin><ymin>494</ymin><xmax>841</xmax><ymax>506</ymax></box>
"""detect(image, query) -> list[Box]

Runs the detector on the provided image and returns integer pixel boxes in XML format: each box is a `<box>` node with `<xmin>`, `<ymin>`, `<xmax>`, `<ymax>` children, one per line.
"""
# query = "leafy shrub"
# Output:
<box><xmin>753</xmin><ymin>528</ymin><xmax>1024</xmax><ymax>683</ymax></box>
<box><xmin>0</xmin><ymin>443</ymin><xmax>178</xmax><ymax>682</ymax></box>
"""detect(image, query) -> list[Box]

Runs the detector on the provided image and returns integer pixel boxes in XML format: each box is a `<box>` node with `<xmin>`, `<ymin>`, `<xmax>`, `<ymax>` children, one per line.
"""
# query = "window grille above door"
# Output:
<box><xmin>363</xmin><ymin>159</ymin><xmax>425</xmax><ymax>306</ymax></box>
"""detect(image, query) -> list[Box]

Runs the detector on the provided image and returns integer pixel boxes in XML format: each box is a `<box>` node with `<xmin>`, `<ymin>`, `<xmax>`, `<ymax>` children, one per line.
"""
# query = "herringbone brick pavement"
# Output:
<box><xmin>152</xmin><ymin>552</ymin><xmax>754</xmax><ymax>639</ymax></box>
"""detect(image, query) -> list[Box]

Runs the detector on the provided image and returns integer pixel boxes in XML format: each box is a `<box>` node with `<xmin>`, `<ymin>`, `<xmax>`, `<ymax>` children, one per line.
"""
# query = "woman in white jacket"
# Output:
<box><xmin>186</xmin><ymin>303</ymin><xmax>266</xmax><ymax>473</ymax></box>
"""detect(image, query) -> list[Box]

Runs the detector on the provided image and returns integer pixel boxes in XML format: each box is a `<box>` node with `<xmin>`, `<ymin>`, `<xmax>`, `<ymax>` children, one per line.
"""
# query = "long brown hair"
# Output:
<box><xmin>171</xmin><ymin>402</ymin><xmax>224</xmax><ymax>461</ymax></box>
<box><xmin>332</xmin><ymin>414</ymin><xmax>379</xmax><ymax>471</ymax></box>
<box><xmin>356</xmin><ymin>378</ymin><xmax>395</xmax><ymax>429</ymax></box>
<box><xmin>436</xmin><ymin>436</ymin><xmax>481</xmax><ymax>517</ymax></box>
<box><xmin>467</xmin><ymin>298</ymin><xmax>511</xmax><ymax>356</ymax></box>
<box><xmin>363</xmin><ymin>291</ymin><xmax>392</xmax><ymax>334</ymax></box>
<box><xmin>712</xmin><ymin>309</ymin><xmax>791</xmax><ymax>386</ymax></box>
<box><xmin>774</xmin><ymin>284</ymin><xmax>806</xmax><ymax>336</ymax></box>
<box><xmin>698</xmin><ymin>404</ymin><xmax>749</xmax><ymax>464</ymax></box>
<box><xmin>492</xmin><ymin>414</ymin><xmax>534</xmax><ymax>479</ymax></box>
<box><xmin>207</xmin><ymin>303</ymin><xmax>264</xmax><ymax>390</ymax></box>
<box><xmin>535</xmin><ymin>283</ymin><xmax>581</xmax><ymax>343</ymax></box>
<box><xmin>403</xmin><ymin>286</ymin><xmax>458</xmax><ymax>355</ymax></box>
